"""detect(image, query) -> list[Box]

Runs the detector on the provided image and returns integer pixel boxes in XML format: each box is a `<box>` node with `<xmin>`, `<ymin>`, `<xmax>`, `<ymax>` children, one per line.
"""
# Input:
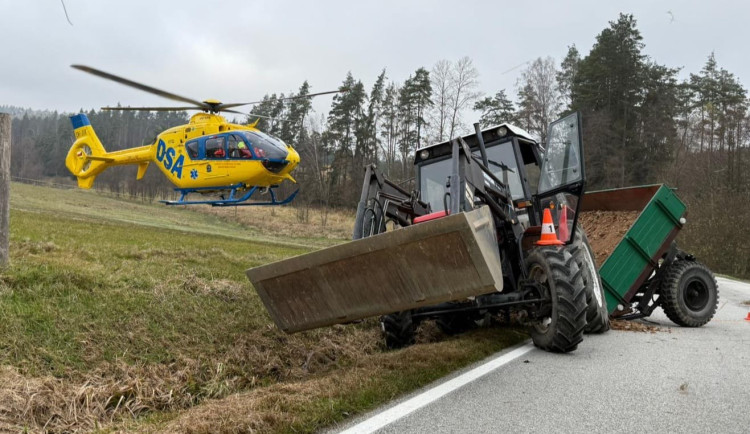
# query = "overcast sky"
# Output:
<box><xmin>1</xmin><ymin>0</ymin><xmax>748</xmax><ymax>118</ymax></box>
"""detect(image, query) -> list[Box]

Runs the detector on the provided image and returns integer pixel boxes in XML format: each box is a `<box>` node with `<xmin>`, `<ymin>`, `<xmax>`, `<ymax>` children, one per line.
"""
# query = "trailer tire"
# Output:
<box><xmin>659</xmin><ymin>260</ymin><xmax>718</xmax><ymax>327</ymax></box>
<box><xmin>527</xmin><ymin>247</ymin><xmax>587</xmax><ymax>353</ymax></box>
<box><xmin>381</xmin><ymin>311</ymin><xmax>416</xmax><ymax>349</ymax></box>
<box><xmin>572</xmin><ymin>228</ymin><xmax>610</xmax><ymax>334</ymax></box>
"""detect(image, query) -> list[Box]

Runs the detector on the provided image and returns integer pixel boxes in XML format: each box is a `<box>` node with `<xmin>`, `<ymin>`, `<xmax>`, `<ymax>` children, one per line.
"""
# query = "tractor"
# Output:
<box><xmin>248</xmin><ymin>112</ymin><xmax>609</xmax><ymax>353</ymax></box>
<box><xmin>354</xmin><ymin>112</ymin><xmax>608</xmax><ymax>352</ymax></box>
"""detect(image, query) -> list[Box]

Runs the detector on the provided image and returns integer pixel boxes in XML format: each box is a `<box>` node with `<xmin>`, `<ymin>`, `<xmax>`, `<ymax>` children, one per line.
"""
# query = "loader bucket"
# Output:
<box><xmin>246</xmin><ymin>206</ymin><xmax>503</xmax><ymax>333</ymax></box>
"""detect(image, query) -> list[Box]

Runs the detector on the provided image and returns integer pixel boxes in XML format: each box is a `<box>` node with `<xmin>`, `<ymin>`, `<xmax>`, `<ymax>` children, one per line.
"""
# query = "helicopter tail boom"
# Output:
<box><xmin>65</xmin><ymin>114</ymin><xmax>152</xmax><ymax>188</ymax></box>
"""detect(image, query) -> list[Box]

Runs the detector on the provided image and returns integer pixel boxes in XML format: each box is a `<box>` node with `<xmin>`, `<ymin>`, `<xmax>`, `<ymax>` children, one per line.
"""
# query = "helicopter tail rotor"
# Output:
<box><xmin>65</xmin><ymin>114</ymin><xmax>152</xmax><ymax>189</ymax></box>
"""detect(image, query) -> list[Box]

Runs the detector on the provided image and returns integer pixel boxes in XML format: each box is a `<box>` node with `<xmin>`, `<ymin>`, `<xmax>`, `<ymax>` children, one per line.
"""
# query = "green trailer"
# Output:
<box><xmin>580</xmin><ymin>184</ymin><xmax>719</xmax><ymax>326</ymax></box>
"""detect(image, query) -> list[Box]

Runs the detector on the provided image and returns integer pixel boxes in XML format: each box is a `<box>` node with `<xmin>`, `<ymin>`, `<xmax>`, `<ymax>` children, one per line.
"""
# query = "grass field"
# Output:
<box><xmin>0</xmin><ymin>182</ymin><xmax>526</xmax><ymax>432</ymax></box>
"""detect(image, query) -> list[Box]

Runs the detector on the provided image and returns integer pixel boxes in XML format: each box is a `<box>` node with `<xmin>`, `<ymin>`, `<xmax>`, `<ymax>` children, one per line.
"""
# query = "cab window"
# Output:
<box><xmin>185</xmin><ymin>140</ymin><xmax>199</xmax><ymax>159</ymax></box>
<box><xmin>205</xmin><ymin>136</ymin><xmax>226</xmax><ymax>159</ymax></box>
<box><xmin>228</xmin><ymin>134</ymin><xmax>252</xmax><ymax>159</ymax></box>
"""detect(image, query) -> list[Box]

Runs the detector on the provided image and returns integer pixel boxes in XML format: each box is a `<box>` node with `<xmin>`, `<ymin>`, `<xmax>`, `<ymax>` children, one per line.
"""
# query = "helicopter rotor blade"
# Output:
<box><xmin>221</xmin><ymin>109</ymin><xmax>249</xmax><ymax>115</ymax></box>
<box><xmin>223</xmin><ymin>110</ymin><xmax>277</xmax><ymax>121</ymax></box>
<box><xmin>101</xmin><ymin>106</ymin><xmax>204</xmax><ymax>112</ymax></box>
<box><xmin>72</xmin><ymin>65</ymin><xmax>209</xmax><ymax>110</ymax></box>
<box><xmin>219</xmin><ymin>89</ymin><xmax>344</xmax><ymax>110</ymax></box>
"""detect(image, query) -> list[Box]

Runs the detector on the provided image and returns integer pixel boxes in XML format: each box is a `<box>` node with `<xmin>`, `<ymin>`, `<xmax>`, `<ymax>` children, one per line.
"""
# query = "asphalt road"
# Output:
<box><xmin>335</xmin><ymin>276</ymin><xmax>750</xmax><ymax>434</ymax></box>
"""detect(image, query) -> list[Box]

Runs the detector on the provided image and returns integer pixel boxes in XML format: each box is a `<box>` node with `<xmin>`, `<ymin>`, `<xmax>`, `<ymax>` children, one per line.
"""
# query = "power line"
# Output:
<box><xmin>60</xmin><ymin>0</ymin><xmax>74</xmax><ymax>26</ymax></box>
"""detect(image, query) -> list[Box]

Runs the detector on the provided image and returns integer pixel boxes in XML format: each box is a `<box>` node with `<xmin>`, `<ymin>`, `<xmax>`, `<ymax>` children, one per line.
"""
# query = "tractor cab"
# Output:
<box><xmin>415</xmin><ymin>123</ymin><xmax>543</xmax><ymax>225</ymax></box>
<box><xmin>414</xmin><ymin>113</ymin><xmax>585</xmax><ymax>243</ymax></box>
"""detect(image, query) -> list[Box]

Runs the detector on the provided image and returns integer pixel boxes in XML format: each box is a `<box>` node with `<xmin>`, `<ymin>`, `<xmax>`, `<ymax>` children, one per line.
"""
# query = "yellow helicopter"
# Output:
<box><xmin>65</xmin><ymin>65</ymin><xmax>338</xmax><ymax>206</ymax></box>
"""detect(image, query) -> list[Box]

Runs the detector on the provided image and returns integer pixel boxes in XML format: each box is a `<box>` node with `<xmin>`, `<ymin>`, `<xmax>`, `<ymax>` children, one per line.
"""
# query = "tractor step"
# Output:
<box><xmin>246</xmin><ymin>206</ymin><xmax>503</xmax><ymax>333</ymax></box>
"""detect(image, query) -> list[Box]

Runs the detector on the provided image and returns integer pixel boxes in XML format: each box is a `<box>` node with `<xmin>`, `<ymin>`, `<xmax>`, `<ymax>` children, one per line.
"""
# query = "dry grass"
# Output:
<box><xmin>1</xmin><ymin>319</ymin><xmax>524</xmax><ymax>433</ymax></box>
<box><xmin>158</xmin><ymin>328</ymin><xmax>527</xmax><ymax>434</ymax></box>
<box><xmin>0</xmin><ymin>321</ymin><xmax>384</xmax><ymax>432</ymax></box>
<box><xmin>1</xmin><ymin>182</ymin><xmax>527</xmax><ymax>432</ymax></box>
<box><xmin>202</xmin><ymin>205</ymin><xmax>354</xmax><ymax>242</ymax></box>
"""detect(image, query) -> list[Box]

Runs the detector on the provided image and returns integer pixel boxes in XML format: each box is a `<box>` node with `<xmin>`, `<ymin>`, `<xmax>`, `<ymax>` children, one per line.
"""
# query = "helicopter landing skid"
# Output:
<box><xmin>162</xmin><ymin>184</ymin><xmax>299</xmax><ymax>206</ymax></box>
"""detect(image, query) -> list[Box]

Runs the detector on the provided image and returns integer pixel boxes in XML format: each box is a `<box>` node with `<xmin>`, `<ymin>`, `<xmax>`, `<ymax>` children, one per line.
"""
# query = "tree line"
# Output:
<box><xmin>4</xmin><ymin>13</ymin><xmax>750</xmax><ymax>277</ymax></box>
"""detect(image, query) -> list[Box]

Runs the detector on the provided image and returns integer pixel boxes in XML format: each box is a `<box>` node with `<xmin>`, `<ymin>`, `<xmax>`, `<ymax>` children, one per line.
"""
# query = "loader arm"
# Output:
<box><xmin>352</xmin><ymin>164</ymin><xmax>431</xmax><ymax>240</ymax></box>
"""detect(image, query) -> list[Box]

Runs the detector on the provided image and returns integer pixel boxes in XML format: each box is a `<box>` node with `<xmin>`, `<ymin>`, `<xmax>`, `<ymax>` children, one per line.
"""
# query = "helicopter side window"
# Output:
<box><xmin>205</xmin><ymin>136</ymin><xmax>226</xmax><ymax>159</ymax></box>
<box><xmin>228</xmin><ymin>134</ymin><xmax>252</xmax><ymax>159</ymax></box>
<box><xmin>185</xmin><ymin>140</ymin><xmax>199</xmax><ymax>159</ymax></box>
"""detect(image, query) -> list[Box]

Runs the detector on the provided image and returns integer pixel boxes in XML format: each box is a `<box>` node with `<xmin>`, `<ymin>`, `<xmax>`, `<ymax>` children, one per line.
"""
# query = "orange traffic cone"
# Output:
<box><xmin>536</xmin><ymin>208</ymin><xmax>564</xmax><ymax>246</ymax></box>
<box><xmin>745</xmin><ymin>311</ymin><xmax>750</xmax><ymax>321</ymax></box>
<box><xmin>558</xmin><ymin>204</ymin><xmax>570</xmax><ymax>242</ymax></box>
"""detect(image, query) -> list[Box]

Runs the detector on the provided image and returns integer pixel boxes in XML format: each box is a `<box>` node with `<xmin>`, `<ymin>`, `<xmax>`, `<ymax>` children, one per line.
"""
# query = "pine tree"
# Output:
<box><xmin>364</xmin><ymin>70</ymin><xmax>387</xmax><ymax>165</ymax></box>
<box><xmin>280</xmin><ymin>81</ymin><xmax>313</xmax><ymax>144</ymax></box>
<box><xmin>572</xmin><ymin>14</ymin><xmax>652</xmax><ymax>188</ymax></box>
<box><xmin>410</xmin><ymin>67</ymin><xmax>433</xmax><ymax>150</ymax></box>
<box><xmin>473</xmin><ymin>90</ymin><xmax>517</xmax><ymax>127</ymax></box>
<box><xmin>325</xmin><ymin>72</ymin><xmax>366</xmax><ymax>203</ymax></box>
<box><xmin>379</xmin><ymin>82</ymin><xmax>400</xmax><ymax>176</ymax></box>
<box><xmin>557</xmin><ymin>45</ymin><xmax>581</xmax><ymax>110</ymax></box>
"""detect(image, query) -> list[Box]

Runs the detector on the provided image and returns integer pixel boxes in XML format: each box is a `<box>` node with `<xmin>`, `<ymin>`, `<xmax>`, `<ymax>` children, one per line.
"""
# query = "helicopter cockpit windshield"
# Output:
<box><xmin>240</xmin><ymin>131</ymin><xmax>288</xmax><ymax>161</ymax></box>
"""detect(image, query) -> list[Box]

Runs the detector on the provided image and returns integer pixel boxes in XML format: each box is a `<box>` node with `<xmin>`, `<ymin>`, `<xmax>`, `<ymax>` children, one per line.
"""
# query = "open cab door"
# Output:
<box><xmin>535</xmin><ymin>112</ymin><xmax>585</xmax><ymax>243</ymax></box>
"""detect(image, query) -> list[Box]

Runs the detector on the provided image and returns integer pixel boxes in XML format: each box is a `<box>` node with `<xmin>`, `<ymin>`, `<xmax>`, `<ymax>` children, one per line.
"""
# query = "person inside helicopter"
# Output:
<box><xmin>205</xmin><ymin>136</ymin><xmax>225</xmax><ymax>158</ymax></box>
<box><xmin>228</xmin><ymin>134</ymin><xmax>252</xmax><ymax>158</ymax></box>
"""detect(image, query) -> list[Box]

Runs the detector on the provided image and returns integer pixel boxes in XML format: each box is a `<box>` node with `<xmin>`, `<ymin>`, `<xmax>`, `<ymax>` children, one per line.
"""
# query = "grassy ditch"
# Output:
<box><xmin>0</xmin><ymin>183</ymin><xmax>526</xmax><ymax>432</ymax></box>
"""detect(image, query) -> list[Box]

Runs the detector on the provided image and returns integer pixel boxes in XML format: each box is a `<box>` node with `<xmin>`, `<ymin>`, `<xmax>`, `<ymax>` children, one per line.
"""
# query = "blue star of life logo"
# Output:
<box><xmin>190</xmin><ymin>169</ymin><xmax>198</xmax><ymax>180</ymax></box>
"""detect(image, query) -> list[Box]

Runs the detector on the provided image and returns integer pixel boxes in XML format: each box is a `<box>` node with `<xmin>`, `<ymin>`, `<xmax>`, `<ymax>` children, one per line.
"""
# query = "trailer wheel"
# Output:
<box><xmin>572</xmin><ymin>228</ymin><xmax>610</xmax><ymax>334</ymax></box>
<box><xmin>381</xmin><ymin>311</ymin><xmax>416</xmax><ymax>349</ymax></box>
<box><xmin>526</xmin><ymin>247</ymin><xmax>587</xmax><ymax>353</ymax></box>
<box><xmin>659</xmin><ymin>260</ymin><xmax>718</xmax><ymax>327</ymax></box>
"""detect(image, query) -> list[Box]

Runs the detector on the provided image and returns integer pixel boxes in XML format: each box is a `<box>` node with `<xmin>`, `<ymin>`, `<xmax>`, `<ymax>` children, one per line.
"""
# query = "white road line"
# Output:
<box><xmin>338</xmin><ymin>342</ymin><xmax>535</xmax><ymax>434</ymax></box>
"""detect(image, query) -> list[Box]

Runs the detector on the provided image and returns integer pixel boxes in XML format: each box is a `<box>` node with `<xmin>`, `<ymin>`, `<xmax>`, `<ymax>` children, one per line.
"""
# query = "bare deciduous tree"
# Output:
<box><xmin>448</xmin><ymin>56</ymin><xmax>481</xmax><ymax>139</ymax></box>
<box><xmin>431</xmin><ymin>59</ymin><xmax>452</xmax><ymax>142</ymax></box>
<box><xmin>516</xmin><ymin>57</ymin><xmax>562</xmax><ymax>144</ymax></box>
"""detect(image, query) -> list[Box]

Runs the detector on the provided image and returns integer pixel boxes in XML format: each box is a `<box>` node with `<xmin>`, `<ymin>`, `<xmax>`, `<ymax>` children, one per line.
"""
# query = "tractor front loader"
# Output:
<box><xmin>248</xmin><ymin>112</ymin><xmax>606</xmax><ymax>353</ymax></box>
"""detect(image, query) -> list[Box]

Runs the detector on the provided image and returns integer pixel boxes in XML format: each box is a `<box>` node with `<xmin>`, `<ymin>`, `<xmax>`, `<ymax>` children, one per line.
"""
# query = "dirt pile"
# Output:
<box><xmin>579</xmin><ymin>211</ymin><xmax>640</xmax><ymax>265</ymax></box>
<box><xmin>610</xmin><ymin>319</ymin><xmax>666</xmax><ymax>333</ymax></box>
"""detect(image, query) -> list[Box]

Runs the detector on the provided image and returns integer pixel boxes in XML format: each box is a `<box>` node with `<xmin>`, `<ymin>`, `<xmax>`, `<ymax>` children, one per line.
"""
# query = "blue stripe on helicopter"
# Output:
<box><xmin>70</xmin><ymin>114</ymin><xmax>91</xmax><ymax>129</ymax></box>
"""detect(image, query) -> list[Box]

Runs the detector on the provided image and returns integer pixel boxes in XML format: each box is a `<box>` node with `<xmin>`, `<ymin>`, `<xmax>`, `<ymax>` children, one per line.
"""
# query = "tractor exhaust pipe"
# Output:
<box><xmin>474</xmin><ymin>122</ymin><xmax>489</xmax><ymax>168</ymax></box>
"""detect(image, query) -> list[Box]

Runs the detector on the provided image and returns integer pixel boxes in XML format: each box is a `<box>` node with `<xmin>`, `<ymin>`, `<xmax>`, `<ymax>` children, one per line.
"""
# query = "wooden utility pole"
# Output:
<box><xmin>0</xmin><ymin>113</ymin><xmax>10</xmax><ymax>268</ymax></box>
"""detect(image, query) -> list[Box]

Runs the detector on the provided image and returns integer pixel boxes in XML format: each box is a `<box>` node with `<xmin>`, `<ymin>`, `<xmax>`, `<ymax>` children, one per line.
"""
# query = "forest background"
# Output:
<box><xmin>4</xmin><ymin>14</ymin><xmax>748</xmax><ymax>278</ymax></box>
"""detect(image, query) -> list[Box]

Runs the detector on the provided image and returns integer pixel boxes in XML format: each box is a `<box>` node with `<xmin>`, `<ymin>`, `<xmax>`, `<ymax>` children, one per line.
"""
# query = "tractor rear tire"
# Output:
<box><xmin>659</xmin><ymin>260</ymin><xmax>718</xmax><ymax>327</ymax></box>
<box><xmin>381</xmin><ymin>311</ymin><xmax>416</xmax><ymax>349</ymax></box>
<box><xmin>526</xmin><ymin>246</ymin><xmax>587</xmax><ymax>353</ymax></box>
<box><xmin>572</xmin><ymin>228</ymin><xmax>610</xmax><ymax>334</ymax></box>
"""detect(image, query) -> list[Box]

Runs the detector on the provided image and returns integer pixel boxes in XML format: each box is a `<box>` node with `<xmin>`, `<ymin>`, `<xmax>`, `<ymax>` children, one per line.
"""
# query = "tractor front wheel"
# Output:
<box><xmin>659</xmin><ymin>260</ymin><xmax>718</xmax><ymax>327</ymax></box>
<box><xmin>381</xmin><ymin>311</ymin><xmax>416</xmax><ymax>349</ymax></box>
<box><xmin>526</xmin><ymin>247</ymin><xmax>587</xmax><ymax>353</ymax></box>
